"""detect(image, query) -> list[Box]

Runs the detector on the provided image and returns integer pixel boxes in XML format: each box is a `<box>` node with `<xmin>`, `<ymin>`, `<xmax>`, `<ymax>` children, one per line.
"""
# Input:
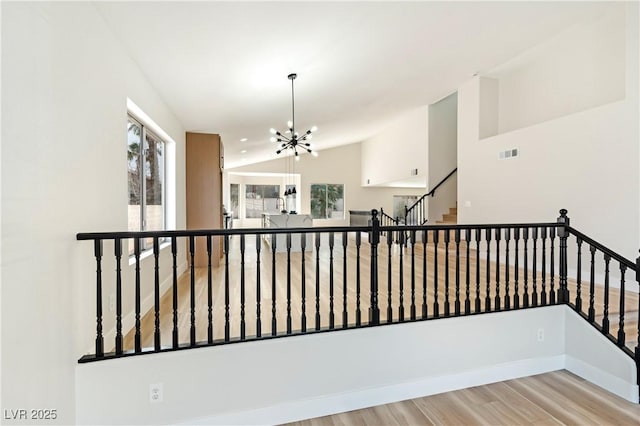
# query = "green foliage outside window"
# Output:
<box><xmin>310</xmin><ymin>184</ymin><xmax>344</xmax><ymax>219</ymax></box>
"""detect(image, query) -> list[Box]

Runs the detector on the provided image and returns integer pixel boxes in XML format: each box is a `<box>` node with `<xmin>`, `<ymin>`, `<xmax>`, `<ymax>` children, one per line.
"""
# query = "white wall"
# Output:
<box><xmin>1</xmin><ymin>3</ymin><xmax>186</xmax><ymax>423</ymax></box>
<box><xmin>229</xmin><ymin>143</ymin><xmax>424</xmax><ymax>227</ymax></box>
<box><xmin>458</xmin><ymin>2</ymin><xmax>639</xmax><ymax>260</ymax></box>
<box><xmin>75</xmin><ymin>305</ymin><xmax>638</xmax><ymax>425</ymax></box>
<box><xmin>564</xmin><ymin>309</ymin><xmax>638</xmax><ymax>402</ymax></box>
<box><xmin>361</xmin><ymin>107</ymin><xmax>428</xmax><ymax>187</ymax></box>
<box><xmin>491</xmin><ymin>6</ymin><xmax>626</xmax><ymax>135</ymax></box>
<box><xmin>427</xmin><ymin>93</ymin><xmax>458</xmax><ymax>223</ymax></box>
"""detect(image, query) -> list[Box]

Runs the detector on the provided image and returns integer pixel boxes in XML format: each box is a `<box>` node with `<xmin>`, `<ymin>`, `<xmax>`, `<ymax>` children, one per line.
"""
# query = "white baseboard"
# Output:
<box><xmin>565</xmin><ymin>354</ymin><xmax>639</xmax><ymax>403</ymax></box>
<box><xmin>181</xmin><ymin>355</ymin><xmax>564</xmax><ymax>426</ymax></box>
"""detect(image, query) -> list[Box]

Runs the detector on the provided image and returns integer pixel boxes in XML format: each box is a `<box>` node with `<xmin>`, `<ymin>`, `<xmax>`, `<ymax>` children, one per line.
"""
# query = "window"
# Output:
<box><xmin>128</xmin><ymin>115</ymin><xmax>166</xmax><ymax>253</ymax></box>
<box><xmin>229</xmin><ymin>183</ymin><xmax>239</xmax><ymax>219</ymax></box>
<box><xmin>245</xmin><ymin>184</ymin><xmax>280</xmax><ymax>218</ymax></box>
<box><xmin>393</xmin><ymin>195</ymin><xmax>419</xmax><ymax>222</ymax></box>
<box><xmin>310</xmin><ymin>184</ymin><xmax>344</xmax><ymax>219</ymax></box>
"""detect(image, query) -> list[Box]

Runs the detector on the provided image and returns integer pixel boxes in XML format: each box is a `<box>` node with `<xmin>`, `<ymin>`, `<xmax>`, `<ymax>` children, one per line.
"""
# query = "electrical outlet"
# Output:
<box><xmin>149</xmin><ymin>383</ymin><xmax>163</xmax><ymax>403</ymax></box>
<box><xmin>108</xmin><ymin>294</ymin><xmax>115</xmax><ymax>313</ymax></box>
<box><xmin>537</xmin><ymin>328</ymin><xmax>544</xmax><ymax>342</ymax></box>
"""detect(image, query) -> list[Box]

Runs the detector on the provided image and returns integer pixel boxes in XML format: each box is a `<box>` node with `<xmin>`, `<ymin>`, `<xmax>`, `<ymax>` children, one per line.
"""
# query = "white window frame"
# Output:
<box><xmin>127</xmin><ymin>99</ymin><xmax>176</xmax><ymax>259</ymax></box>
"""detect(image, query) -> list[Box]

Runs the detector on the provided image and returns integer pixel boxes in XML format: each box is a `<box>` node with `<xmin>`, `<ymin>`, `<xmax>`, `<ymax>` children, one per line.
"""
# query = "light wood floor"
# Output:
<box><xmin>285</xmin><ymin>370</ymin><xmax>640</xmax><ymax>426</ymax></box>
<box><xmin>121</xmin><ymin>232</ymin><xmax>638</xmax><ymax>352</ymax></box>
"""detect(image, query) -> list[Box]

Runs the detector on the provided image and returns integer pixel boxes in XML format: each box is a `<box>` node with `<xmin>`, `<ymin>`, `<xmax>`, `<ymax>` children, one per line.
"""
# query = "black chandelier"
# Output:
<box><xmin>270</xmin><ymin>73</ymin><xmax>318</xmax><ymax>160</ymax></box>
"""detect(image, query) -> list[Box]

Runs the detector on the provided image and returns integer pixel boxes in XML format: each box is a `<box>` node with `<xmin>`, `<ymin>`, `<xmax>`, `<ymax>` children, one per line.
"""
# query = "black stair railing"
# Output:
<box><xmin>77</xmin><ymin>209</ymin><xmax>640</xmax><ymax>403</ymax></box>
<box><xmin>379</xmin><ymin>207</ymin><xmax>398</xmax><ymax>239</ymax></box>
<box><xmin>404</xmin><ymin>168</ymin><xmax>457</xmax><ymax>226</ymax></box>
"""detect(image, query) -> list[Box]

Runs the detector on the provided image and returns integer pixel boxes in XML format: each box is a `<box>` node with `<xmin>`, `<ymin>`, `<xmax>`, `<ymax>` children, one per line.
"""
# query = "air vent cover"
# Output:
<box><xmin>499</xmin><ymin>148</ymin><xmax>519</xmax><ymax>160</ymax></box>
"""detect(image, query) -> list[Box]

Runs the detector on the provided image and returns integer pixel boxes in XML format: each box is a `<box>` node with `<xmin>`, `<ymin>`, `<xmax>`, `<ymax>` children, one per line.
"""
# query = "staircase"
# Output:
<box><xmin>435</xmin><ymin>206</ymin><xmax>457</xmax><ymax>225</ymax></box>
<box><xmin>404</xmin><ymin>168</ymin><xmax>458</xmax><ymax>227</ymax></box>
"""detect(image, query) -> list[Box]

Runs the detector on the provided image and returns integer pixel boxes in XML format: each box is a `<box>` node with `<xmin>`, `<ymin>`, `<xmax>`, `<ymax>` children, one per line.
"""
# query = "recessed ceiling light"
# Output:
<box><xmin>241</xmin><ymin>150</ymin><xmax>247</xmax><ymax>154</ymax></box>
<box><xmin>240</xmin><ymin>138</ymin><xmax>248</xmax><ymax>142</ymax></box>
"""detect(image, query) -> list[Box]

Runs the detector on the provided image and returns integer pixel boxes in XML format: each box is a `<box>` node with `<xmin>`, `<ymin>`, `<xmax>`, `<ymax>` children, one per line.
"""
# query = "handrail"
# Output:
<box><xmin>426</xmin><ymin>167</ymin><xmax>458</xmax><ymax>198</ymax></box>
<box><xmin>381</xmin><ymin>222</ymin><xmax>564</xmax><ymax>232</ymax></box>
<box><xmin>404</xmin><ymin>168</ymin><xmax>458</xmax><ymax>228</ymax></box>
<box><xmin>567</xmin><ymin>226</ymin><xmax>636</xmax><ymax>270</ymax></box>
<box><xmin>406</xmin><ymin>168</ymin><xmax>457</xmax><ymax>214</ymax></box>
<box><xmin>378</xmin><ymin>208</ymin><xmax>398</xmax><ymax>225</ymax></box>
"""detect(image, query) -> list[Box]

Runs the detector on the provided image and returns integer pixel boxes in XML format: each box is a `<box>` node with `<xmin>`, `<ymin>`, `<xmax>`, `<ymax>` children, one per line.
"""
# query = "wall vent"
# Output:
<box><xmin>499</xmin><ymin>148</ymin><xmax>519</xmax><ymax>160</ymax></box>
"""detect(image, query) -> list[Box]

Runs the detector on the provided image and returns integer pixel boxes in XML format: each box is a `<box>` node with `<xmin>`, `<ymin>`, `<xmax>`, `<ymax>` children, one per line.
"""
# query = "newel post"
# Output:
<box><xmin>369</xmin><ymin>209</ymin><xmax>380</xmax><ymax>325</ymax></box>
<box><xmin>557</xmin><ymin>209</ymin><xmax>570</xmax><ymax>304</ymax></box>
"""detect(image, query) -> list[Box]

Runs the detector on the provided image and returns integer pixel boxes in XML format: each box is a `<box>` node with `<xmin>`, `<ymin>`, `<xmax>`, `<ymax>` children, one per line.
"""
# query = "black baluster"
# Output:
<box><xmin>272</xmin><ymin>233</ymin><xmax>277</xmax><ymax>336</ymax></box>
<box><xmin>286</xmin><ymin>233</ymin><xmax>292</xmax><ymax>334</ymax></box>
<box><xmin>410</xmin><ymin>230</ymin><xmax>417</xmax><ymax>320</ymax></box>
<box><xmin>224</xmin><ymin>234</ymin><xmax>230</xmax><ymax>342</ymax></box>
<box><xmin>464</xmin><ymin>229</ymin><xmax>471</xmax><ymax>315</ymax></box>
<box><xmin>541</xmin><ymin>227</ymin><xmax>547</xmax><ymax>306</ymax></box>
<box><xmin>315</xmin><ymin>232</ymin><xmax>321</xmax><ymax>330</ymax></box>
<box><xmin>422</xmin><ymin>229</ymin><xmax>428</xmax><ymax>319</ymax></box>
<box><xmin>475</xmin><ymin>229</ymin><xmax>481</xmax><ymax>313</ymax></box>
<box><xmin>369</xmin><ymin>210</ymin><xmax>381</xmax><ymax>325</ymax></box>
<box><xmin>603</xmin><ymin>254</ymin><xmax>611</xmax><ymax>334</ymax></box>
<box><xmin>207</xmin><ymin>236</ymin><xmax>213</xmax><ymax>344</ymax></box>
<box><xmin>635</xmin><ymin>253</ymin><xmax>640</xmax><ymax>371</ymax></box>
<box><xmin>134</xmin><ymin>238</ymin><xmax>141</xmax><ymax>353</ymax></box>
<box><xmin>94</xmin><ymin>240</ymin><xmax>104</xmax><ymax>357</ymax></box>
<box><xmin>171</xmin><ymin>236</ymin><xmax>179</xmax><ymax>348</ymax></box>
<box><xmin>495</xmin><ymin>228</ymin><xmax>501</xmax><ymax>311</ymax></box>
<box><xmin>433</xmin><ymin>229</ymin><xmax>440</xmax><ymax>318</ymax></box>
<box><xmin>504</xmin><ymin>228</ymin><xmax>510</xmax><ymax>310</ymax></box>
<box><xmin>588</xmin><ymin>245</ymin><xmax>596</xmax><ymax>322</ymax></box>
<box><xmin>301</xmin><ymin>233</ymin><xmax>307</xmax><ymax>333</ymax></box>
<box><xmin>523</xmin><ymin>228</ymin><xmax>529</xmax><ymax>308</ymax></box>
<box><xmin>256</xmin><ymin>234</ymin><xmax>262</xmax><ymax>338</ymax></box>
<box><xmin>398</xmin><ymin>230</ymin><xmax>405</xmax><ymax>321</ymax></box>
<box><xmin>617</xmin><ymin>264</ymin><xmax>626</xmax><ymax>347</ymax></box>
<box><xmin>485</xmin><ymin>229</ymin><xmax>491</xmax><ymax>312</ymax></box>
<box><xmin>342</xmin><ymin>231</ymin><xmax>348</xmax><ymax>328</ymax></box>
<box><xmin>241</xmin><ymin>234</ymin><xmax>247</xmax><ymax>339</ymax></box>
<box><xmin>557</xmin><ymin>209</ymin><xmax>570</xmax><ymax>303</ymax></box>
<box><xmin>444</xmin><ymin>229</ymin><xmax>450</xmax><ymax>317</ymax></box>
<box><xmin>532</xmin><ymin>227</ymin><xmax>538</xmax><ymax>307</ymax></box>
<box><xmin>153</xmin><ymin>237</ymin><xmax>161</xmax><ymax>351</ymax></box>
<box><xmin>386</xmin><ymin>230</ymin><xmax>392</xmax><ymax>324</ymax></box>
<box><xmin>454</xmin><ymin>229</ymin><xmax>461</xmax><ymax>316</ymax></box>
<box><xmin>188</xmin><ymin>236</ymin><xmax>196</xmax><ymax>346</ymax></box>
<box><xmin>575</xmin><ymin>238</ymin><xmax>583</xmax><ymax>312</ymax></box>
<box><xmin>114</xmin><ymin>238</ymin><xmax>123</xmax><ymax>355</ymax></box>
<box><xmin>514</xmin><ymin>228</ymin><xmax>520</xmax><ymax>309</ymax></box>
<box><xmin>357</xmin><ymin>231</ymin><xmax>363</xmax><ymax>326</ymax></box>
<box><xmin>550</xmin><ymin>227</ymin><xmax>556</xmax><ymax>305</ymax></box>
<box><xmin>329</xmin><ymin>232</ymin><xmax>335</xmax><ymax>329</ymax></box>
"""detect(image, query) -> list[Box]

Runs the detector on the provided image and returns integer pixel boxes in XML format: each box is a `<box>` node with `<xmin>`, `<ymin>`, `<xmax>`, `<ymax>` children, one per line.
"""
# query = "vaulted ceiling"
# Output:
<box><xmin>96</xmin><ymin>1</ymin><xmax>611</xmax><ymax>168</ymax></box>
